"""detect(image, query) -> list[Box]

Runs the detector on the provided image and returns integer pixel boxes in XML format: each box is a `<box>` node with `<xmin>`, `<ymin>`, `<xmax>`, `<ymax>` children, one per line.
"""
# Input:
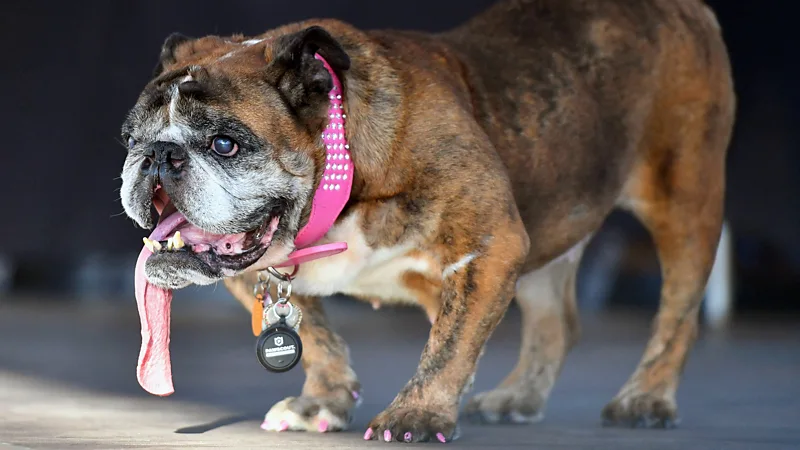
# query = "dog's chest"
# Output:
<box><xmin>291</xmin><ymin>214</ymin><xmax>432</xmax><ymax>303</ymax></box>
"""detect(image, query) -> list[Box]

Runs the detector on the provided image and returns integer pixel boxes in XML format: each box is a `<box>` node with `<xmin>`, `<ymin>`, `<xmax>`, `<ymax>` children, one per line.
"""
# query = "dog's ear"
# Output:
<box><xmin>265</xmin><ymin>26</ymin><xmax>350</xmax><ymax>126</ymax></box>
<box><xmin>153</xmin><ymin>32</ymin><xmax>192</xmax><ymax>78</ymax></box>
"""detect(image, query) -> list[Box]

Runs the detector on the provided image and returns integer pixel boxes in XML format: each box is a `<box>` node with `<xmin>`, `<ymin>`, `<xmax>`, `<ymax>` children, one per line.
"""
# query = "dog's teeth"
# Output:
<box><xmin>142</xmin><ymin>238</ymin><xmax>162</xmax><ymax>252</ymax></box>
<box><xmin>166</xmin><ymin>237</ymin><xmax>174</xmax><ymax>251</ymax></box>
<box><xmin>173</xmin><ymin>231</ymin><xmax>185</xmax><ymax>249</ymax></box>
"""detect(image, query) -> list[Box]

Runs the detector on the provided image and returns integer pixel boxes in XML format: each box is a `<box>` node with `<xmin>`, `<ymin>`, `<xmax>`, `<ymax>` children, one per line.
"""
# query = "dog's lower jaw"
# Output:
<box><xmin>142</xmin><ymin>234</ymin><xmax>296</xmax><ymax>289</ymax></box>
<box><xmin>143</xmin><ymin>256</ymin><xmax>220</xmax><ymax>289</ymax></box>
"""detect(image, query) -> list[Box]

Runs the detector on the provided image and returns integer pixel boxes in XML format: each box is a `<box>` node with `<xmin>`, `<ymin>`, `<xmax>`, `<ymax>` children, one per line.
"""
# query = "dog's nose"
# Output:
<box><xmin>140</xmin><ymin>141</ymin><xmax>187</xmax><ymax>178</ymax></box>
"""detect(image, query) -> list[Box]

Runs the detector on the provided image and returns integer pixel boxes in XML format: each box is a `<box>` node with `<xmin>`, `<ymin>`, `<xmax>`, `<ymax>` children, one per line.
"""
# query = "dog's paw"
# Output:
<box><xmin>261</xmin><ymin>392</ymin><xmax>360</xmax><ymax>433</ymax></box>
<box><xmin>364</xmin><ymin>407</ymin><xmax>459</xmax><ymax>443</ymax></box>
<box><xmin>463</xmin><ymin>386</ymin><xmax>545</xmax><ymax>424</ymax></box>
<box><xmin>601</xmin><ymin>390</ymin><xmax>679</xmax><ymax>429</ymax></box>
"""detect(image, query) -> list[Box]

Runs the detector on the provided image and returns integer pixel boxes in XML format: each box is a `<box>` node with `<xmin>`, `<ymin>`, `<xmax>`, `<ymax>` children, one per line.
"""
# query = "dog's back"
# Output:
<box><xmin>426</xmin><ymin>0</ymin><xmax>735</xmax><ymax>269</ymax></box>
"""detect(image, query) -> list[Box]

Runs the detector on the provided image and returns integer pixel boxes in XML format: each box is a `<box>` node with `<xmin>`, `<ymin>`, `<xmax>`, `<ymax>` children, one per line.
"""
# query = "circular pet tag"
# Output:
<box><xmin>255</xmin><ymin>324</ymin><xmax>303</xmax><ymax>373</ymax></box>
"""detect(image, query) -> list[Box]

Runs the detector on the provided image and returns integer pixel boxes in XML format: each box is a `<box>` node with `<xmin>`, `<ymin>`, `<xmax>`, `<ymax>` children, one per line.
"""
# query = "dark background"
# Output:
<box><xmin>0</xmin><ymin>0</ymin><xmax>798</xmax><ymax>313</ymax></box>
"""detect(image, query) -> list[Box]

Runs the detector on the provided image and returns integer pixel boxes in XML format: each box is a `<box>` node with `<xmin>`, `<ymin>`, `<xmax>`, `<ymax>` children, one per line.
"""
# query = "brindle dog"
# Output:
<box><xmin>120</xmin><ymin>0</ymin><xmax>734</xmax><ymax>442</ymax></box>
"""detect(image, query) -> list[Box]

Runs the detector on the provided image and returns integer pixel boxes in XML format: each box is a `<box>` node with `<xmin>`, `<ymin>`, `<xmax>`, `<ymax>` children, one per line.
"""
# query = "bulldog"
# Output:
<box><xmin>119</xmin><ymin>0</ymin><xmax>735</xmax><ymax>443</ymax></box>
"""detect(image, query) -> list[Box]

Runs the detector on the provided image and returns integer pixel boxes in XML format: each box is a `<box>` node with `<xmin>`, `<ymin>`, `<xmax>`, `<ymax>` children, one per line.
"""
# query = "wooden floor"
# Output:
<box><xmin>1</xmin><ymin>297</ymin><xmax>798</xmax><ymax>449</ymax></box>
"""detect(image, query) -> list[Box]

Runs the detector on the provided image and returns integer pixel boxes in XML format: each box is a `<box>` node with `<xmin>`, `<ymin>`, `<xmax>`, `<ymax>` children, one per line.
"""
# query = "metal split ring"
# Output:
<box><xmin>255</xmin><ymin>266</ymin><xmax>298</xmax><ymax>304</ymax></box>
<box><xmin>253</xmin><ymin>271</ymin><xmax>271</xmax><ymax>297</ymax></box>
<box><xmin>273</xmin><ymin>301</ymin><xmax>294</xmax><ymax>319</ymax></box>
<box><xmin>266</xmin><ymin>265</ymin><xmax>299</xmax><ymax>281</ymax></box>
<box><xmin>276</xmin><ymin>280</ymin><xmax>292</xmax><ymax>304</ymax></box>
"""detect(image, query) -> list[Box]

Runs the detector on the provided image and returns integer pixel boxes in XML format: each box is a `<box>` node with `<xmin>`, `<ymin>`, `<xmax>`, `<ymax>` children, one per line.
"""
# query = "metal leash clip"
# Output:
<box><xmin>253</xmin><ymin>271</ymin><xmax>271</xmax><ymax>304</ymax></box>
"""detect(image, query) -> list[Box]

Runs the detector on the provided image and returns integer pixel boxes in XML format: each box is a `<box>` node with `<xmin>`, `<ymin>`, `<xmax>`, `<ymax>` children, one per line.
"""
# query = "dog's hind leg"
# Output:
<box><xmin>602</xmin><ymin>51</ymin><xmax>734</xmax><ymax>427</ymax></box>
<box><xmin>464</xmin><ymin>238</ymin><xmax>588</xmax><ymax>423</ymax></box>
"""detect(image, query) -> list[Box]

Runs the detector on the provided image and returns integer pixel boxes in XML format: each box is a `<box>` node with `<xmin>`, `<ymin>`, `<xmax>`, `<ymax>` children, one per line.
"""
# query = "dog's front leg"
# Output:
<box><xmin>365</xmin><ymin>228</ymin><xmax>528</xmax><ymax>443</ymax></box>
<box><xmin>259</xmin><ymin>293</ymin><xmax>361</xmax><ymax>432</ymax></box>
<box><xmin>226</xmin><ymin>273</ymin><xmax>361</xmax><ymax>433</ymax></box>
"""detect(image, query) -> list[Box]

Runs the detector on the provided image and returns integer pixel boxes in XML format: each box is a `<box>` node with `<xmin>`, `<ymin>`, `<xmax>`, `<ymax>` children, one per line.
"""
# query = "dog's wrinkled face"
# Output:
<box><xmin>119</xmin><ymin>27</ymin><xmax>350</xmax><ymax>289</ymax></box>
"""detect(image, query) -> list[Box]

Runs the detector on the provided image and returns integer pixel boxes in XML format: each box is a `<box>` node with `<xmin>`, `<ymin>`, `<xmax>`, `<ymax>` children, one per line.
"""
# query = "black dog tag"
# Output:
<box><xmin>255</xmin><ymin>319</ymin><xmax>303</xmax><ymax>373</ymax></box>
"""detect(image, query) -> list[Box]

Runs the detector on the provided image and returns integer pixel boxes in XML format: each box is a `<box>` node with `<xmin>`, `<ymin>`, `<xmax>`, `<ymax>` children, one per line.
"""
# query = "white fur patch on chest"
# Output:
<box><xmin>292</xmin><ymin>213</ymin><xmax>431</xmax><ymax>302</ymax></box>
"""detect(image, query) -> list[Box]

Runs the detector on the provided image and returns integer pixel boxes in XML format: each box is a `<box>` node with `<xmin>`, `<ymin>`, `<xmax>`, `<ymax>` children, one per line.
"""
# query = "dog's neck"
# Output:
<box><xmin>273</xmin><ymin>54</ymin><xmax>352</xmax><ymax>268</ymax></box>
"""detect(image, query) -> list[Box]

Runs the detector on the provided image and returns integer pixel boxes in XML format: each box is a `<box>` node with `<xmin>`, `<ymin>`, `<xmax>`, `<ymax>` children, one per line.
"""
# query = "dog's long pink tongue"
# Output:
<box><xmin>134</xmin><ymin>243</ymin><xmax>174</xmax><ymax>397</ymax></box>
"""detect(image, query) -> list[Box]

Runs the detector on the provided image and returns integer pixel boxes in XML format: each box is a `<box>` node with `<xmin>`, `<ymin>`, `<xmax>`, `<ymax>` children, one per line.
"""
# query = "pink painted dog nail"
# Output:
<box><xmin>436</xmin><ymin>432</ymin><xmax>447</xmax><ymax>443</ymax></box>
<box><xmin>260</xmin><ymin>420</ymin><xmax>270</xmax><ymax>430</ymax></box>
<box><xmin>384</xmin><ymin>430</ymin><xmax>392</xmax><ymax>442</ymax></box>
<box><xmin>352</xmin><ymin>390</ymin><xmax>360</xmax><ymax>399</ymax></box>
<box><xmin>278</xmin><ymin>420</ymin><xmax>289</xmax><ymax>431</ymax></box>
<box><xmin>364</xmin><ymin>428</ymin><xmax>374</xmax><ymax>440</ymax></box>
<box><xmin>404</xmin><ymin>432</ymin><xmax>413</xmax><ymax>442</ymax></box>
<box><xmin>318</xmin><ymin>419</ymin><xmax>329</xmax><ymax>433</ymax></box>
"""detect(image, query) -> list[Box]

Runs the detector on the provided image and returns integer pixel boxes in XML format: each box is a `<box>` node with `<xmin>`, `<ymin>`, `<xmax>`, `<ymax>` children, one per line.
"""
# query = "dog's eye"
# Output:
<box><xmin>211</xmin><ymin>136</ymin><xmax>239</xmax><ymax>156</ymax></box>
<box><xmin>127</xmin><ymin>136</ymin><xmax>136</xmax><ymax>149</ymax></box>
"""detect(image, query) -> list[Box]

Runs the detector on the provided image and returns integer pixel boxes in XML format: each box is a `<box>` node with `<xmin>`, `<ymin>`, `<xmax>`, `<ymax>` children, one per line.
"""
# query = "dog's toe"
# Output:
<box><xmin>365</xmin><ymin>407</ymin><xmax>458</xmax><ymax>443</ymax></box>
<box><xmin>601</xmin><ymin>391</ymin><xmax>679</xmax><ymax>429</ymax></box>
<box><xmin>463</xmin><ymin>387</ymin><xmax>545</xmax><ymax>424</ymax></box>
<box><xmin>261</xmin><ymin>393</ymin><xmax>359</xmax><ymax>433</ymax></box>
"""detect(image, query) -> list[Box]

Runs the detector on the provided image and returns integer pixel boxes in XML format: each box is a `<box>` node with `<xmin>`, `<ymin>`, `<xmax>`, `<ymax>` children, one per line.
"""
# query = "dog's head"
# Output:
<box><xmin>119</xmin><ymin>26</ymin><xmax>350</xmax><ymax>289</ymax></box>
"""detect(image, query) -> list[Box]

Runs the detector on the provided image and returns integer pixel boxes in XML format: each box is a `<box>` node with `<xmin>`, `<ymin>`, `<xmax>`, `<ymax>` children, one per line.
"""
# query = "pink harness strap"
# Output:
<box><xmin>273</xmin><ymin>53</ymin><xmax>352</xmax><ymax>268</ymax></box>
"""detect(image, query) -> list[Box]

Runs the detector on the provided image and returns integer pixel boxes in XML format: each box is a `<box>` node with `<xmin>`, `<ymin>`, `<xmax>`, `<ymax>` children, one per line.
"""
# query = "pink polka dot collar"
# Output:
<box><xmin>273</xmin><ymin>54</ymin><xmax>352</xmax><ymax>268</ymax></box>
